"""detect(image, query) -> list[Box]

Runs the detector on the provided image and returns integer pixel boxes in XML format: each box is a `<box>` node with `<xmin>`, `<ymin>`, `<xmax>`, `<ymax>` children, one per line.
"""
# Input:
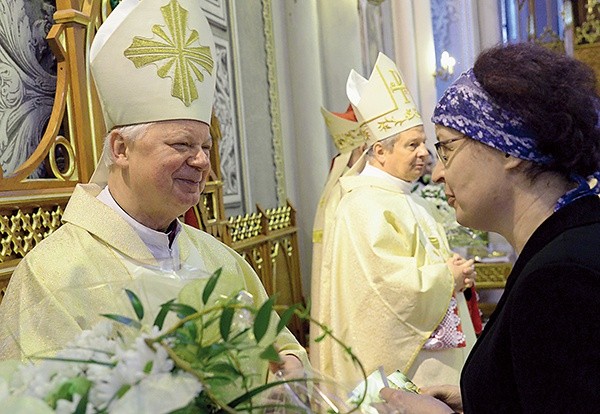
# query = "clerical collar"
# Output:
<box><xmin>96</xmin><ymin>186</ymin><xmax>182</xmax><ymax>250</ymax></box>
<box><xmin>360</xmin><ymin>163</ymin><xmax>414</xmax><ymax>194</ymax></box>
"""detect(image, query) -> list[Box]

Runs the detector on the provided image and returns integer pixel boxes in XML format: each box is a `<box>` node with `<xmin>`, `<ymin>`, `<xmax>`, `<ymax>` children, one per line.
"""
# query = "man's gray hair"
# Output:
<box><xmin>101</xmin><ymin>122</ymin><xmax>153</xmax><ymax>167</ymax></box>
<box><xmin>364</xmin><ymin>134</ymin><xmax>399</xmax><ymax>161</ymax></box>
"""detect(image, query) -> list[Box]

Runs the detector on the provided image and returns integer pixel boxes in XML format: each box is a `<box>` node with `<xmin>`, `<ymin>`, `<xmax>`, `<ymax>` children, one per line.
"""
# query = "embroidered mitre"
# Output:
<box><xmin>90</xmin><ymin>0</ymin><xmax>216</xmax><ymax>131</ymax></box>
<box><xmin>320</xmin><ymin>104</ymin><xmax>366</xmax><ymax>154</ymax></box>
<box><xmin>347</xmin><ymin>52</ymin><xmax>423</xmax><ymax>145</ymax></box>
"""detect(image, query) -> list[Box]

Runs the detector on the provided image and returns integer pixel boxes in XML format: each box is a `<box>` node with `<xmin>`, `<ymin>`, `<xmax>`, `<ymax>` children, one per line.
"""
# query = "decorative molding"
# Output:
<box><xmin>227</xmin><ymin>212</ymin><xmax>262</xmax><ymax>243</ymax></box>
<box><xmin>0</xmin><ymin>0</ymin><xmax>57</xmax><ymax>179</ymax></box>
<box><xmin>575</xmin><ymin>0</ymin><xmax>600</xmax><ymax>44</ymax></box>
<box><xmin>0</xmin><ymin>204</ymin><xmax>64</xmax><ymax>263</ymax></box>
<box><xmin>261</xmin><ymin>0</ymin><xmax>286</xmax><ymax>206</ymax></box>
<box><xmin>265</xmin><ymin>205</ymin><xmax>292</xmax><ymax>232</ymax></box>
<box><xmin>200</xmin><ymin>0</ymin><xmax>228</xmax><ymax>28</ymax></box>
<box><xmin>214</xmin><ymin>37</ymin><xmax>243</xmax><ymax>206</ymax></box>
<box><xmin>474</xmin><ymin>262</ymin><xmax>512</xmax><ymax>289</ymax></box>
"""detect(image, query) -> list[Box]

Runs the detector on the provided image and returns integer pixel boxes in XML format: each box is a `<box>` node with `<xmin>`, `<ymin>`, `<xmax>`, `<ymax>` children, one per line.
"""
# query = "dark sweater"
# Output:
<box><xmin>461</xmin><ymin>196</ymin><xmax>600</xmax><ymax>414</ymax></box>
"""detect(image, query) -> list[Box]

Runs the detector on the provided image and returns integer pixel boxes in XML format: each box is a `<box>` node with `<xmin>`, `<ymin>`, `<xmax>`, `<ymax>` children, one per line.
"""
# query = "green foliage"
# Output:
<box><xmin>99</xmin><ymin>267</ymin><xmax>366</xmax><ymax>412</ymax></box>
<box><xmin>101</xmin><ymin>313</ymin><xmax>142</xmax><ymax>330</ymax></box>
<box><xmin>277</xmin><ymin>304</ymin><xmax>298</xmax><ymax>335</ymax></box>
<box><xmin>125</xmin><ymin>289</ymin><xmax>144</xmax><ymax>321</ymax></box>
<box><xmin>253</xmin><ymin>295</ymin><xmax>276</xmax><ymax>342</ymax></box>
<box><xmin>202</xmin><ymin>267</ymin><xmax>222</xmax><ymax>305</ymax></box>
<box><xmin>219</xmin><ymin>307</ymin><xmax>234</xmax><ymax>341</ymax></box>
<box><xmin>46</xmin><ymin>377</ymin><xmax>92</xmax><ymax>409</ymax></box>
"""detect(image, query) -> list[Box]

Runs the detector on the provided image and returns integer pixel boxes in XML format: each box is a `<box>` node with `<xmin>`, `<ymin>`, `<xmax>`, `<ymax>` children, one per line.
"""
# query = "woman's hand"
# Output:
<box><xmin>421</xmin><ymin>385</ymin><xmax>463</xmax><ymax>412</ymax></box>
<box><xmin>372</xmin><ymin>388</ymin><xmax>456</xmax><ymax>414</ymax></box>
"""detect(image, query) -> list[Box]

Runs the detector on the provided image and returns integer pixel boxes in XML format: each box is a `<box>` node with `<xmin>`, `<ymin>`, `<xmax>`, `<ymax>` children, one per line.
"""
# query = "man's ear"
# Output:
<box><xmin>372</xmin><ymin>141</ymin><xmax>387</xmax><ymax>163</ymax></box>
<box><xmin>109</xmin><ymin>130</ymin><xmax>129</xmax><ymax>166</ymax></box>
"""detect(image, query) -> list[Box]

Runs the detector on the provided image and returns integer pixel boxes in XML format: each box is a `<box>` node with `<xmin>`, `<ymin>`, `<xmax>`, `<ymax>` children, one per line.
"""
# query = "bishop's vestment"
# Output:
<box><xmin>315</xmin><ymin>171</ymin><xmax>475</xmax><ymax>388</ymax></box>
<box><xmin>0</xmin><ymin>184</ymin><xmax>307</xmax><ymax>391</ymax></box>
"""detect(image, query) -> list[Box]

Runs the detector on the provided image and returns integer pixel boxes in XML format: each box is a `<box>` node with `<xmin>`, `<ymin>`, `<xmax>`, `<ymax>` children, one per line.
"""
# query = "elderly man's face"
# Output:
<box><xmin>124</xmin><ymin>119</ymin><xmax>211</xmax><ymax>228</ymax></box>
<box><xmin>379</xmin><ymin>126</ymin><xmax>429</xmax><ymax>182</ymax></box>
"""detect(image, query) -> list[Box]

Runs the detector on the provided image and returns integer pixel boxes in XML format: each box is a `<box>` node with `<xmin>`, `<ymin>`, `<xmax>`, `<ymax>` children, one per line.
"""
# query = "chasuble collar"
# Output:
<box><xmin>97</xmin><ymin>186</ymin><xmax>182</xmax><ymax>270</ymax></box>
<box><xmin>62</xmin><ymin>184</ymin><xmax>191</xmax><ymax>269</ymax></box>
<box><xmin>360</xmin><ymin>163</ymin><xmax>414</xmax><ymax>194</ymax></box>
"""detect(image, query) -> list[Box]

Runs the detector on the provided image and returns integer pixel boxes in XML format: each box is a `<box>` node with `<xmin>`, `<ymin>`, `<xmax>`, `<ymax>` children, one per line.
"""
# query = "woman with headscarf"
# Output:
<box><xmin>374</xmin><ymin>42</ymin><xmax>600</xmax><ymax>413</ymax></box>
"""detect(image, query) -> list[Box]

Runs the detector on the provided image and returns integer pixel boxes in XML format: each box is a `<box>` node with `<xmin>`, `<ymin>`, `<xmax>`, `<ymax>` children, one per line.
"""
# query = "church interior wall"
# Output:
<box><xmin>229</xmin><ymin>0</ymin><xmax>279</xmax><ymax>213</ymax></box>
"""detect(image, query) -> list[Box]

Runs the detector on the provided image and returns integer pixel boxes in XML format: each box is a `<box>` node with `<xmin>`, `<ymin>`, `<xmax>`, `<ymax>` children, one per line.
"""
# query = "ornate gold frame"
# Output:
<box><xmin>1</xmin><ymin>1</ymin><xmax>106</xmax><ymax>289</ymax></box>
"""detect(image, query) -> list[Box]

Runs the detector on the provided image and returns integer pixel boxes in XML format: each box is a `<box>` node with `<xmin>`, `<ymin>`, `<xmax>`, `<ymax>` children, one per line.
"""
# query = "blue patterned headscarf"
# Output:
<box><xmin>432</xmin><ymin>68</ymin><xmax>600</xmax><ymax>211</ymax></box>
<box><xmin>431</xmin><ymin>69</ymin><xmax>553</xmax><ymax>164</ymax></box>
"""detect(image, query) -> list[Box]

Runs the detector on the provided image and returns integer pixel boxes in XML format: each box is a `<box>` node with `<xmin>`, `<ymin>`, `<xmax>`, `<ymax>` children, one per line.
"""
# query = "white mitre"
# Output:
<box><xmin>343</xmin><ymin>52</ymin><xmax>424</xmax><ymax>175</ymax></box>
<box><xmin>347</xmin><ymin>52</ymin><xmax>423</xmax><ymax>146</ymax></box>
<box><xmin>89</xmin><ymin>0</ymin><xmax>216</xmax><ymax>184</ymax></box>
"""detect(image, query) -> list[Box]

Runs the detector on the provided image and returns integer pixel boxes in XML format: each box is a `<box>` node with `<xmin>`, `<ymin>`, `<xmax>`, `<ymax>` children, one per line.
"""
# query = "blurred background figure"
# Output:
<box><xmin>310</xmin><ymin>103</ymin><xmax>366</xmax><ymax>370</ymax></box>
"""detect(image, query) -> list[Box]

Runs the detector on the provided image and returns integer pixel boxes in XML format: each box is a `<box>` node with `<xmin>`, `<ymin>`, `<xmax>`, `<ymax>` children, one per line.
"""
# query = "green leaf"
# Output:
<box><xmin>226</xmin><ymin>379</ymin><xmax>298</xmax><ymax>409</ymax></box>
<box><xmin>219</xmin><ymin>307</ymin><xmax>234</xmax><ymax>341</ymax></box>
<box><xmin>46</xmin><ymin>377</ymin><xmax>92</xmax><ymax>409</ymax></box>
<box><xmin>143</xmin><ymin>360</ymin><xmax>153</xmax><ymax>374</ymax></box>
<box><xmin>101</xmin><ymin>313</ymin><xmax>142</xmax><ymax>330</ymax></box>
<box><xmin>276</xmin><ymin>304</ymin><xmax>298</xmax><ymax>334</ymax></box>
<box><xmin>202</xmin><ymin>267</ymin><xmax>223</xmax><ymax>305</ymax></box>
<box><xmin>259</xmin><ymin>344</ymin><xmax>280</xmax><ymax>362</ymax></box>
<box><xmin>206</xmin><ymin>362</ymin><xmax>241</xmax><ymax>377</ymax></box>
<box><xmin>160</xmin><ymin>303</ymin><xmax>198</xmax><ymax>319</ymax></box>
<box><xmin>125</xmin><ymin>289</ymin><xmax>144</xmax><ymax>321</ymax></box>
<box><xmin>253</xmin><ymin>296</ymin><xmax>276</xmax><ymax>343</ymax></box>
<box><xmin>116</xmin><ymin>384</ymin><xmax>131</xmax><ymax>398</ymax></box>
<box><xmin>74</xmin><ymin>388</ymin><xmax>89</xmax><ymax>414</ymax></box>
<box><xmin>197</xmin><ymin>343</ymin><xmax>229</xmax><ymax>361</ymax></box>
<box><xmin>183</xmin><ymin>320</ymin><xmax>198</xmax><ymax>341</ymax></box>
<box><xmin>154</xmin><ymin>299</ymin><xmax>175</xmax><ymax>329</ymax></box>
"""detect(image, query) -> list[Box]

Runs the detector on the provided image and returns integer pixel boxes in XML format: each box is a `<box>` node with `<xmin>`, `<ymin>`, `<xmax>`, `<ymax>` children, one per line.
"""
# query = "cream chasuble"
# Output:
<box><xmin>0</xmin><ymin>184</ymin><xmax>307</xmax><ymax>391</ymax></box>
<box><xmin>310</xmin><ymin>152</ymin><xmax>353</xmax><ymax>368</ymax></box>
<box><xmin>315</xmin><ymin>170</ymin><xmax>474</xmax><ymax>389</ymax></box>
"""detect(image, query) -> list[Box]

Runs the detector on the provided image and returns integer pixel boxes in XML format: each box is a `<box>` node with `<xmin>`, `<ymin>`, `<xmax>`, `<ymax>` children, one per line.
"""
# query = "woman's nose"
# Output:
<box><xmin>432</xmin><ymin>161</ymin><xmax>444</xmax><ymax>183</ymax></box>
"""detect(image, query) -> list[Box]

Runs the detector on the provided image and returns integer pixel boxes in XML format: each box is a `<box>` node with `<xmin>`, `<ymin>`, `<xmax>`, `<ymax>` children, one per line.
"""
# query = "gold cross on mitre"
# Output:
<box><xmin>388</xmin><ymin>69</ymin><xmax>412</xmax><ymax>104</ymax></box>
<box><xmin>124</xmin><ymin>0</ymin><xmax>214</xmax><ymax>106</ymax></box>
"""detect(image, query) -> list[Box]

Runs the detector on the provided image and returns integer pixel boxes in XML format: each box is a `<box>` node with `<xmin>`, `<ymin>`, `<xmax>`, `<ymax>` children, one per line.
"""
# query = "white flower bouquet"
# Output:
<box><xmin>0</xmin><ymin>268</ymin><xmax>367</xmax><ymax>413</ymax></box>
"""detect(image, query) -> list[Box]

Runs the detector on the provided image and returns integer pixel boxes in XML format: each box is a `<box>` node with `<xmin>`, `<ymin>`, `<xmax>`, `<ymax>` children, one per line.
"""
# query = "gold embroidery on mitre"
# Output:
<box><xmin>123</xmin><ymin>0</ymin><xmax>214</xmax><ymax>106</ymax></box>
<box><xmin>371</xmin><ymin>65</ymin><xmax>421</xmax><ymax>131</ymax></box>
<box><xmin>388</xmin><ymin>69</ymin><xmax>412</xmax><ymax>104</ymax></box>
<box><xmin>355</xmin><ymin>55</ymin><xmax>422</xmax><ymax>144</ymax></box>
<box><xmin>333</xmin><ymin>127</ymin><xmax>368</xmax><ymax>153</ymax></box>
<box><xmin>376</xmin><ymin>109</ymin><xmax>420</xmax><ymax>132</ymax></box>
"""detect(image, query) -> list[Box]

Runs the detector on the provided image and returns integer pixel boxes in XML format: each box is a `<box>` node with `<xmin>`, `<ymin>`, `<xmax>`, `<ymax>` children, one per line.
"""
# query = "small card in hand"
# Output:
<box><xmin>348</xmin><ymin>368</ymin><xmax>420</xmax><ymax>414</ymax></box>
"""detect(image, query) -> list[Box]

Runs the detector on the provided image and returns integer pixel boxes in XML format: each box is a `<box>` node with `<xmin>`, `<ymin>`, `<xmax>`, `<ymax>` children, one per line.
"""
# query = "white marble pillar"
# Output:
<box><xmin>391</xmin><ymin>0</ymin><xmax>438</xmax><ymax>150</ymax></box>
<box><xmin>272</xmin><ymin>0</ymin><xmax>362</xmax><ymax>295</ymax></box>
<box><xmin>476</xmin><ymin>0</ymin><xmax>502</xmax><ymax>50</ymax></box>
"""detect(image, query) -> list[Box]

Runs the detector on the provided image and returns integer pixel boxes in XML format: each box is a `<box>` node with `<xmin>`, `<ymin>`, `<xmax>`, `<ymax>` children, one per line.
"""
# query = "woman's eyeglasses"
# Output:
<box><xmin>434</xmin><ymin>136</ymin><xmax>467</xmax><ymax>167</ymax></box>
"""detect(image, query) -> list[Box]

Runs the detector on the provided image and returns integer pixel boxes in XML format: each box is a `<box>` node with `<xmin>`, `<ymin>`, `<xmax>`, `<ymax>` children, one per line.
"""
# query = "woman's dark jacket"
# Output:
<box><xmin>461</xmin><ymin>195</ymin><xmax>600</xmax><ymax>413</ymax></box>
